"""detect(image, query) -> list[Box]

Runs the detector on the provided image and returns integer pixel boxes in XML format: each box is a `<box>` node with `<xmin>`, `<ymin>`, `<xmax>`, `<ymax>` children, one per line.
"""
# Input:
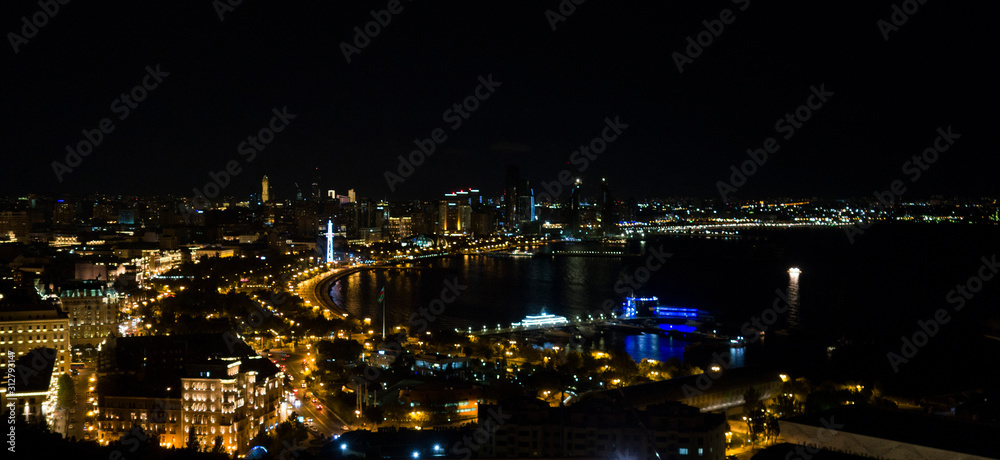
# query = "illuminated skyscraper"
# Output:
<box><xmin>502</xmin><ymin>166</ymin><xmax>534</xmax><ymax>230</ymax></box>
<box><xmin>440</xmin><ymin>190</ymin><xmax>474</xmax><ymax>234</ymax></box>
<box><xmin>326</xmin><ymin>219</ymin><xmax>334</xmax><ymax>263</ymax></box>
<box><xmin>261</xmin><ymin>175</ymin><xmax>270</xmax><ymax>203</ymax></box>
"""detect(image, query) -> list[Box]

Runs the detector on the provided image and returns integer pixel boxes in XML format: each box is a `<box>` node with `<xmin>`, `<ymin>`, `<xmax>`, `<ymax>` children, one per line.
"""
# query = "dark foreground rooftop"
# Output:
<box><xmin>783</xmin><ymin>406</ymin><xmax>1000</xmax><ymax>458</ymax></box>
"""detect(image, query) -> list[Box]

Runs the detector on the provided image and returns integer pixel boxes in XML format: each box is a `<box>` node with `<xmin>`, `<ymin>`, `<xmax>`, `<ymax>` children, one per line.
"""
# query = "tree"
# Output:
<box><xmin>271</xmin><ymin>417</ymin><xmax>309</xmax><ymax>453</ymax></box>
<box><xmin>186</xmin><ymin>426</ymin><xmax>200</xmax><ymax>452</ymax></box>
<box><xmin>363</xmin><ymin>405</ymin><xmax>384</xmax><ymax>427</ymax></box>
<box><xmin>212</xmin><ymin>435</ymin><xmax>225</xmax><ymax>454</ymax></box>
<box><xmin>249</xmin><ymin>426</ymin><xmax>271</xmax><ymax>449</ymax></box>
<box><xmin>742</xmin><ymin>387</ymin><xmax>766</xmax><ymax>448</ymax></box>
<box><xmin>520</xmin><ymin>345</ymin><xmax>542</xmax><ymax>363</ymax></box>
<box><xmin>57</xmin><ymin>373</ymin><xmax>77</xmax><ymax>409</ymax></box>
<box><xmin>382</xmin><ymin>399</ymin><xmax>410</xmax><ymax>424</ymax></box>
<box><xmin>769</xmin><ymin>392</ymin><xmax>798</xmax><ymax>417</ymax></box>
<box><xmin>763</xmin><ymin>414</ymin><xmax>781</xmax><ymax>443</ymax></box>
<box><xmin>316</xmin><ymin>338</ymin><xmax>363</xmax><ymax>366</ymax></box>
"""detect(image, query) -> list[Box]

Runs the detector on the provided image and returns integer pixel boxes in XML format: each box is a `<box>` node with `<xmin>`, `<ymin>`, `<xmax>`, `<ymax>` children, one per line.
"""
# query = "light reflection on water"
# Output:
<box><xmin>329</xmin><ymin>256</ymin><xmax>753</xmax><ymax>368</ymax></box>
<box><xmin>624</xmin><ymin>333</ymin><xmax>688</xmax><ymax>362</ymax></box>
<box><xmin>787</xmin><ymin>270</ymin><xmax>800</xmax><ymax>330</ymax></box>
<box><xmin>622</xmin><ymin>333</ymin><xmax>746</xmax><ymax>368</ymax></box>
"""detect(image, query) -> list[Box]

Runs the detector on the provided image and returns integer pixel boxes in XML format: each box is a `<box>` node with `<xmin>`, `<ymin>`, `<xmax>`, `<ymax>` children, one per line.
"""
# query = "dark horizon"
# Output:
<box><xmin>3</xmin><ymin>1</ymin><xmax>997</xmax><ymax>201</ymax></box>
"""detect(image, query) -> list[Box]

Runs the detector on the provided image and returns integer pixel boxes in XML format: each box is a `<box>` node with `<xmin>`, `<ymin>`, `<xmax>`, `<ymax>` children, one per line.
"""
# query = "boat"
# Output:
<box><xmin>619</xmin><ymin>296</ymin><xmax>715</xmax><ymax>333</ymax></box>
<box><xmin>511</xmin><ymin>312</ymin><xmax>569</xmax><ymax>328</ymax></box>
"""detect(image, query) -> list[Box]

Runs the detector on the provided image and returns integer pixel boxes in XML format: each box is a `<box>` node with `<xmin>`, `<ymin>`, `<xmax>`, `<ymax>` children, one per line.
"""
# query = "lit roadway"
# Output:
<box><xmin>284</xmin><ymin>349</ymin><xmax>349</xmax><ymax>438</ymax></box>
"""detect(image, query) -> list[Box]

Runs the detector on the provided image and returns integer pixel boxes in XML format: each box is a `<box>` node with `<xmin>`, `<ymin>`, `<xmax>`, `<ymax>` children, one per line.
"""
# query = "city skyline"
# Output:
<box><xmin>3</xmin><ymin>2</ymin><xmax>999</xmax><ymax>459</ymax></box>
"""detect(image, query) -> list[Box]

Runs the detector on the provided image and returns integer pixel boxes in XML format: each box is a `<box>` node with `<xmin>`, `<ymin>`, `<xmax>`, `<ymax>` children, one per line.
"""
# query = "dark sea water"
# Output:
<box><xmin>330</xmin><ymin>224</ymin><xmax>1000</xmax><ymax>387</ymax></box>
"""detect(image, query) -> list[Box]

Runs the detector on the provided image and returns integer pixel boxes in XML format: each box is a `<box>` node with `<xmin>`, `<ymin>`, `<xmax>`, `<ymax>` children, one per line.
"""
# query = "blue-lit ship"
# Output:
<box><xmin>620</xmin><ymin>296</ymin><xmax>715</xmax><ymax>334</ymax></box>
<box><xmin>621</xmin><ymin>296</ymin><xmax>745</xmax><ymax>349</ymax></box>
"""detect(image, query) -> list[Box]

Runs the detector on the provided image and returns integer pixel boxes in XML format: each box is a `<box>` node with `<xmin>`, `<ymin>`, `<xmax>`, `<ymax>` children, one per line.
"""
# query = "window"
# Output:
<box><xmin>679</xmin><ymin>448</ymin><xmax>688</xmax><ymax>455</ymax></box>
<box><xmin>698</xmin><ymin>448</ymin><xmax>703</xmax><ymax>456</ymax></box>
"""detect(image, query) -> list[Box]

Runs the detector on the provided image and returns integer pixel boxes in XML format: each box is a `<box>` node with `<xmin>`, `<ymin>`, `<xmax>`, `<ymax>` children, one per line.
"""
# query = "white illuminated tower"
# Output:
<box><xmin>326</xmin><ymin>219</ymin><xmax>334</xmax><ymax>263</ymax></box>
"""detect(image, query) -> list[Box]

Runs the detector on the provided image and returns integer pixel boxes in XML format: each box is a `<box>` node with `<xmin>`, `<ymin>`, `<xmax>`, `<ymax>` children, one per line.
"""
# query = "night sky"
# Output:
<box><xmin>2</xmin><ymin>1</ymin><xmax>997</xmax><ymax>201</ymax></box>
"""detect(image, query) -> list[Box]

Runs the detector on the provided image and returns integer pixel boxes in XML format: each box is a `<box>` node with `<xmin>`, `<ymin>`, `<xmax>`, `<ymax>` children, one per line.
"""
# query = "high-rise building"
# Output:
<box><xmin>502</xmin><ymin>166</ymin><xmax>535</xmax><ymax>230</ymax></box>
<box><xmin>600</xmin><ymin>177</ymin><xmax>617</xmax><ymax>235</ymax></box>
<box><xmin>311</xmin><ymin>168</ymin><xmax>321</xmax><ymax>202</ymax></box>
<box><xmin>503</xmin><ymin>166</ymin><xmax>520</xmax><ymax>229</ymax></box>
<box><xmin>570</xmin><ymin>178</ymin><xmax>582</xmax><ymax>211</ymax></box>
<box><xmin>52</xmin><ymin>200</ymin><xmax>77</xmax><ymax>229</ymax></box>
<box><xmin>294</xmin><ymin>201</ymin><xmax>319</xmax><ymax>238</ymax></box>
<box><xmin>261</xmin><ymin>175</ymin><xmax>270</xmax><ymax>203</ymax></box>
<box><xmin>387</xmin><ymin>216</ymin><xmax>412</xmax><ymax>240</ymax></box>
<box><xmin>0</xmin><ymin>211</ymin><xmax>31</xmax><ymax>242</ymax></box>
<box><xmin>440</xmin><ymin>191</ymin><xmax>473</xmax><ymax>234</ymax></box>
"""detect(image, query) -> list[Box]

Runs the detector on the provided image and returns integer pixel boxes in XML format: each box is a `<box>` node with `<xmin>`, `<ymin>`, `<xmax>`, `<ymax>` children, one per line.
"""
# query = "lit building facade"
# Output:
<box><xmin>0</xmin><ymin>211</ymin><xmax>31</xmax><ymax>242</ymax></box>
<box><xmin>398</xmin><ymin>382</ymin><xmax>481</xmax><ymax>424</ymax></box>
<box><xmin>53</xmin><ymin>280</ymin><xmax>119</xmax><ymax>347</ymax></box>
<box><xmin>387</xmin><ymin>216</ymin><xmax>412</xmax><ymax>240</ymax></box>
<box><xmin>0</xmin><ymin>297</ymin><xmax>72</xmax><ymax>376</ymax></box>
<box><xmin>99</xmin><ymin>395</ymin><xmax>183</xmax><ymax>448</ymax></box>
<box><xmin>439</xmin><ymin>190</ymin><xmax>476</xmax><ymax>234</ymax></box>
<box><xmin>95</xmin><ymin>334</ymin><xmax>285</xmax><ymax>454</ymax></box>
